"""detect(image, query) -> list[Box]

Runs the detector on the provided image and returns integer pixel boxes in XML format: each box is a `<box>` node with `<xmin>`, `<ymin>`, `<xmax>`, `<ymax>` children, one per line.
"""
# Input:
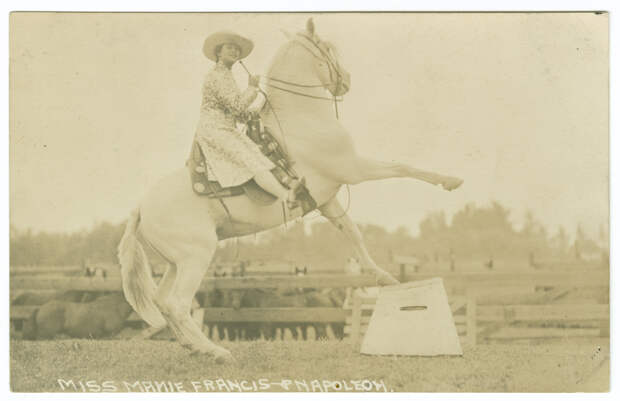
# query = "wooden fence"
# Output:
<box><xmin>344</xmin><ymin>290</ymin><xmax>609</xmax><ymax>346</ymax></box>
<box><xmin>344</xmin><ymin>270</ymin><xmax>609</xmax><ymax>346</ymax></box>
<box><xmin>10</xmin><ymin>272</ymin><xmax>367</xmax><ymax>337</ymax></box>
<box><xmin>10</xmin><ymin>267</ymin><xmax>609</xmax><ymax>344</ymax></box>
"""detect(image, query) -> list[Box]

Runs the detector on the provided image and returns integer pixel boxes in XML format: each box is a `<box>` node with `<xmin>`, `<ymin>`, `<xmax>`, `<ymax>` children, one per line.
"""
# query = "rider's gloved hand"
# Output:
<box><xmin>248</xmin><ymin>92</ymin><xmax>266</xmax><ymax>114</ymax></box>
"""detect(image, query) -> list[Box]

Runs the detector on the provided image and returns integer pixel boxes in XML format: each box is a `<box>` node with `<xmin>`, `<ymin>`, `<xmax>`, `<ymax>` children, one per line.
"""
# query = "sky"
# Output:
<box><xmin>9</xmin><ymin>12</ymin><xmax>608</xmax><ymax>239</ymax></box>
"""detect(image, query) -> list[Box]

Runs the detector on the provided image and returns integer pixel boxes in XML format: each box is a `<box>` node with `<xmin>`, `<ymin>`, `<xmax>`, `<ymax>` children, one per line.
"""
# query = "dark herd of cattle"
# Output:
<box><xmin>200</xmin><ymin>285</ymin><xmax>346</xmax><ymax>341</ymax></box>
<box><xmin>11</xmin><ymin>266</ymin><xmax>348</xmax><ymax>341</ymax></box>
<box><xmin>11</xmin><ymin>267</ymin><xmax>133</xmax><ymax>340</ymax></box>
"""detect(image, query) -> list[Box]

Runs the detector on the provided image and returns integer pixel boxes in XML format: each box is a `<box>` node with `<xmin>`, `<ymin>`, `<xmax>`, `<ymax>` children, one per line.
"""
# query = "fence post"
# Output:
<box><xmin>351</xmin><ymin>291</ymin><xmax>362</xmax><ymax>348</ymax></box>
<box><xmin>466</xmin><ymin>289</ymin><xmax>477</xmax><ymax>347</ymax></box>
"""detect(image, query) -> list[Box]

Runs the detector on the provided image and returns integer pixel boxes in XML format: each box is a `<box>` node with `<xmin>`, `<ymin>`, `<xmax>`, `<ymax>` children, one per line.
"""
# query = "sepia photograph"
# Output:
<box><xmin>7</xmin><ymin>10</ymin><xmax>610</xmax><ymax>392</ymax></box>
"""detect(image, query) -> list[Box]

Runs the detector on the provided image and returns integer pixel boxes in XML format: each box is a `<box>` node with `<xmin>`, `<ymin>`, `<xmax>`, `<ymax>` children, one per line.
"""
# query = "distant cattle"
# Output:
<box><xmin>301</xmin><ymin>290</ymin><xmax>332</xmax><ymax>339</ymax></box>
<box><xmin>11</xmin><ymin>265</ymin><xmax>111</xmax><ymax>335</ymax></box>
<box><xmin>229</xmin><ymin>288</ymin><xmax>306</xmax><ymax>340</ymax></box>
<box><xmin>22</xmin><ymin>292</ymin><xmax>133</xmax><ymax>340</ymax></box>
<box><xmin>199</xmin><ymin>265</ymin><xmax>249</xmax><ymax>341</ymax></box>
<box><xmin>228</xmin><ymin>286</ymin><xmax>347</xmax><ymax>341</ymax></box>
<box><xmin>198</xmin><ymin>263</ymin><xmax>350</xmax><ymax>341</ymax></box>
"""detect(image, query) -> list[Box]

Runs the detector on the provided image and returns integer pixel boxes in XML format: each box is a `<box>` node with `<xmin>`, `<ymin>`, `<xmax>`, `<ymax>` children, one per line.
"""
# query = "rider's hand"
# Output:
<box><xmin>247</xmin><ymin>92</ymin><xmax>266</xmax><ymax>114</ymax></box>
<box><xmin>248</xmin><ymin>75</ymin><xmax>260</xmax><ymax>88</ymax></box>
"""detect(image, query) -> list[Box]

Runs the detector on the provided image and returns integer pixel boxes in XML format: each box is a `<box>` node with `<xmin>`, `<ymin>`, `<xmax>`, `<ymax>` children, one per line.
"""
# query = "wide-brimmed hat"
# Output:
<box><xmin>202</xmin><ymin>31</ymin><xmax>254</xmax><ymax>62</ymax></box>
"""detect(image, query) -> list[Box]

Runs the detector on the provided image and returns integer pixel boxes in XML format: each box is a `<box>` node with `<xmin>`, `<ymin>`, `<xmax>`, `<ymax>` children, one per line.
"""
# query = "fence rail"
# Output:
<box><xmin>10</xmin><ymin>267</ymin><xmax>609</xmax><ymax>344</ymax></box>
<box><xmin>10</xmin><ymin>270</ymin><xmax>608</xmax><ymax>292</ymax></box>
<box><xmin>10</xmin><ymin>306</ymin><xmax>346</xmax><ymax>324</ymax></box>
<box><xmin>10</xmin><ymin>266</ymin><xmax>85</xmax><ymax>276</ymax></box>
<box><xmin>202</xmin><ymin>307</ymin><xmax>346</xmax><ymax>323</ymax></box>
<box><xmin>10</xmin><ymin>274</ymin><xmax>377</xmax><ymax>292</ymax></box>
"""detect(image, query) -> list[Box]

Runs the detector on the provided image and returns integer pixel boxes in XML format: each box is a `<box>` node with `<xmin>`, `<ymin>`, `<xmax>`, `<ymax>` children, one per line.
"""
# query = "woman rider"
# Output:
<box><xmin>194</xmin><ymin>31</ymin><xmax>301</xmax><ymax>208</ymax></box>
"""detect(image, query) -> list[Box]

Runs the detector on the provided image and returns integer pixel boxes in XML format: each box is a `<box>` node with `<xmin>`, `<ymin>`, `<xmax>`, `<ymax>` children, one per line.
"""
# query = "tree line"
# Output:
<box><xmin>9</xmin><ymin>202</ymin><xmax>607</xmax><ymax>268</ymax></box>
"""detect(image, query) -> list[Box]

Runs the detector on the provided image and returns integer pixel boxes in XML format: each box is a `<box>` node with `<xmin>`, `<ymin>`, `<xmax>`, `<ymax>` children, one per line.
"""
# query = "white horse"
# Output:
<box><xmin>118</xmin><ymin>18</ymin><xmax>462</xmax><ymax>363</ymax></box>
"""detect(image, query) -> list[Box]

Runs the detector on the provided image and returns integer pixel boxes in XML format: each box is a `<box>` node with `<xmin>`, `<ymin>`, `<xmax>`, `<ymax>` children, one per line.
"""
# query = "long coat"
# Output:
<box><xmin>194</xmin><ymin>63</ymin><xmax>274</xmax><ymax>188</ymax></box>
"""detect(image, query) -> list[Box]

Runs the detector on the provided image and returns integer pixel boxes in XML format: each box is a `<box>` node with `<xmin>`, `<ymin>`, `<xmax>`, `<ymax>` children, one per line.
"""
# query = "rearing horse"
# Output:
<box><xmin>118</xmin><ymin>18</ymin><xmax>462</xmax><ymax>363</ymax></box>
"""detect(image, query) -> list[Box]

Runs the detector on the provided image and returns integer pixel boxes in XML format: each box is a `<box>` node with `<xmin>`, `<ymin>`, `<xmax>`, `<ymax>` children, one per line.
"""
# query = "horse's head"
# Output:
<box><xmin>301</xmin><ymin>18</ymin><xmax>350</xmax><ymax>96</ymax></box>
<box><xmin>298</xmin><ymin>18</ymin><xmax>350</xmax><ymax>97</ymax></box>
<box><xmin>271</xmin><ymin>18</ymin><xmax>350</xmax><ymax>97</ymax></box>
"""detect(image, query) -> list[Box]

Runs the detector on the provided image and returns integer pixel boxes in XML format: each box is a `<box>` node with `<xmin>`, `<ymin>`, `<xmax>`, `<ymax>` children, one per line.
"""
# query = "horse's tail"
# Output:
<box><xmin>22</xmin><ymin>308</ymin><xmax>38</xmax><ymax>340</ymax></box>
<box><xmin>118</xmin><ymin>209</ymin><xmax>166</xmax><ymax>328</ymax></box>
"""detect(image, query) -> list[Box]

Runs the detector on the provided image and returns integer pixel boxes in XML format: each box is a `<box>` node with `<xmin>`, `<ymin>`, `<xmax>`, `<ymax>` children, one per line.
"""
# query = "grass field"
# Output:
<box><xmin>10</xmin><ymin>338</ymin><xmax>608</xmax><ymax>392</ymax></box>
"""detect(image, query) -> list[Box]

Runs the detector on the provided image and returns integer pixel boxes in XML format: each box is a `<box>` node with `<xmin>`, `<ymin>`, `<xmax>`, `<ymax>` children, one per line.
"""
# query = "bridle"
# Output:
<box><xmin>237</xmin><ymin>31</ymin><xmax>352</xmax><ymax>221</ymax></box>
<box><xmin>261</xmin><ymin>32</ymin><xmax>345</xmax><ymax>107</ymax></box>
<box><xmin>239</xmin><ymin>31</ymin><xmax>345</xmax><ymax>130</ymax></box>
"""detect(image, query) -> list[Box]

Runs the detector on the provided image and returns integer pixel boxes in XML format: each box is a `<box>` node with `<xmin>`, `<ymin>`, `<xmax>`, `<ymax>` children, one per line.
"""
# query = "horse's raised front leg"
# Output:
<box><xmin>319</xmin><ymin>198</ymin><xmax>399</xmax><ymax>286</ymax></box>
<box><xmin>348</xmin><ymin>156</ymin><xmax>463</xmax><ymax>191</ymax></box>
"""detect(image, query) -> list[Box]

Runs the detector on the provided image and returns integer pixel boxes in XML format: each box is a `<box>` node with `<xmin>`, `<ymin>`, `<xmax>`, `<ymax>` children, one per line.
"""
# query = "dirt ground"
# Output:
<box><xmin>10</xmin><ymin>337</ymin><xmax>608</xmax><ymax>392</ymax></box>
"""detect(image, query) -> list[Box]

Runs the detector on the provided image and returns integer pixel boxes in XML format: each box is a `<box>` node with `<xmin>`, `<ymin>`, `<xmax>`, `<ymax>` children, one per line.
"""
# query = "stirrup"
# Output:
<box><xmin>286</xmin><ymin>177</ymin><xmax>305</xmax><ymax>209</ymax></box>
<box><xmin>286</xmin><ymin>191</ymin><xmax>300</xmax><ymax>210</ymax></box>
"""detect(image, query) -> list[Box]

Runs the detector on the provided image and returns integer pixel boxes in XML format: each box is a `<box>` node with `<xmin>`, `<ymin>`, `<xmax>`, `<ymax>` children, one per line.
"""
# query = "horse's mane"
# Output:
<box><xmin>266</xmin><ymin>32</ymin><xmax>342</xmax><ymax>78</ymax></box>
<box><xmin>322</xmin><ymin>40</ymin><xmax>339</xmax><ymax>58</ymax></box>
<box><xmin>265</xmin><ymin>38</ymin><xmax>299</xmax><ymax>76</ymax></box>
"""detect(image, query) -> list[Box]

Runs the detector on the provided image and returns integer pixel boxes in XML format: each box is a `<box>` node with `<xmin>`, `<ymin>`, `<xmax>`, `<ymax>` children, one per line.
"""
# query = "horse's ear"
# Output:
<box><xmin>306</xmin><ymin>18</ymin><xmax>315</xmax><ymax>35</ymax></box>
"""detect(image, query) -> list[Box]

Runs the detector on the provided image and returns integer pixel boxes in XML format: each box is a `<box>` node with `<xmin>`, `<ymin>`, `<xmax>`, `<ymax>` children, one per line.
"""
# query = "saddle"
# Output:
<box><xmin>187</xmin><ymin>116</ymin><xmax>317</xmax><ymax>215</ymax></box>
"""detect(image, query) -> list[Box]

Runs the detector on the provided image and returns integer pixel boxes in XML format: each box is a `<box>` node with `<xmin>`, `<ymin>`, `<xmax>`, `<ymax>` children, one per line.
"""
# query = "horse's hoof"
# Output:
<box><xmin>213</xmin><ymin>350</ymin><xmax>235</xmax><ymax>365</ymax></box>
<box><xmin>376</xmin><ymin>272</ymin><xmax>399</xmax><ymax>286</ymax></box>
<box><xmin>189</xmin><ymin>345</ymin><xmax>234</xmax><ymax>364</ymax></box>
<box><xmin>440</xmin><ymin>177</ymin><xmax>463</xmax><ymax>191</ymax></box>
<box><xmin>180</xmin><ymin>342</ymin><xmax>193</xmax><ymax>350</ymax></box>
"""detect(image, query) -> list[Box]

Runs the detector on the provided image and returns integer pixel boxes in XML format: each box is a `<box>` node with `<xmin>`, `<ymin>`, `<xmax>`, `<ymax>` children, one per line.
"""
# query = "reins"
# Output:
<box><xmin>242</xmin><ymin>33</ymin><xmax>345</xmax><ymax>105</ymax></box>
<box><xmin>263</xmin><ymin>76</ymin><xmax>325</xmax><ymax>88</ymax></box>
<box><xmin>237</xmin><ymin>33</ymin><xmax>351</xmax><ymax>220</ymax></box>
<box><xmin>264</xmin><ymin>82</ymin><xmax>343</xmax><ymax>102</ymax></box>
